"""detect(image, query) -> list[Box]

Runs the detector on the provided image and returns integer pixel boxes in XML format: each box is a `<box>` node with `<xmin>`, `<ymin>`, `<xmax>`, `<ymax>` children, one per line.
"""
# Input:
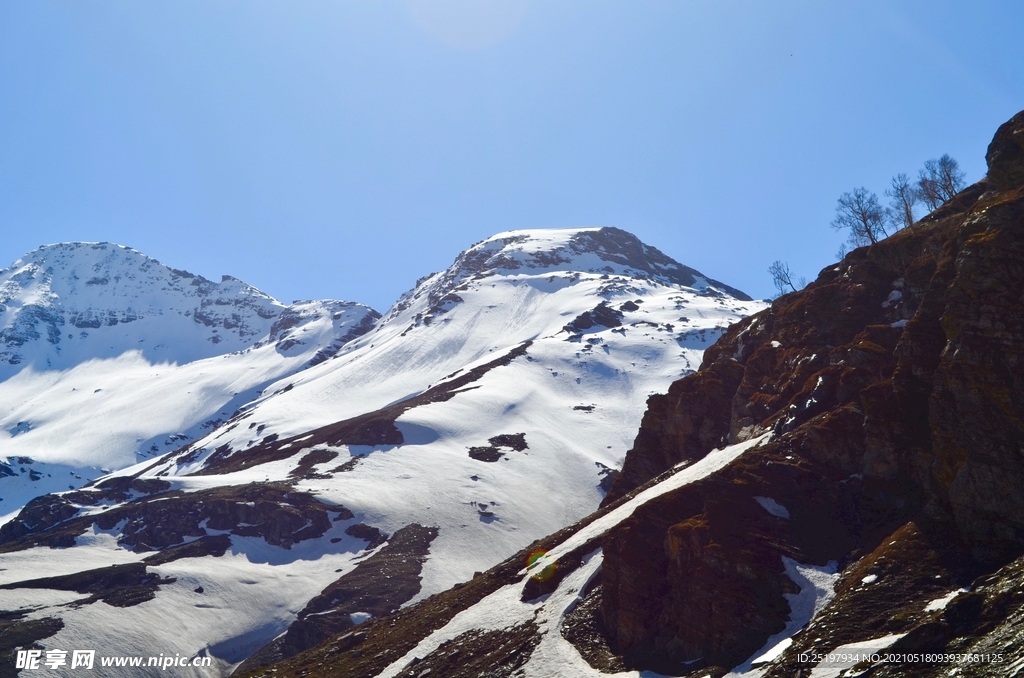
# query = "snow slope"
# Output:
<box><xmin>0</xmin><ymin>243</ymin><xmax>379</xmax><ymax>522</ymax></box>
<box><xmin>376</xmin><ymin>436</ymin><xmax>780</xmax><ymax>678</ymax></box>
<box><xmin>147</xmin><ymin>227</ymin><xmax>764</xmax><ymax>595</ymax></box>
<box><xmin>1</xmin><ymin>228</ymin><xmax>764</xmax><ymax>675</ymax></box>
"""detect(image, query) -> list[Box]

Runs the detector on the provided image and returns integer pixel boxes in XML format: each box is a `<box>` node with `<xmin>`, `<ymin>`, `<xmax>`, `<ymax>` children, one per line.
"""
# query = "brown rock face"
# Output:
<box><xmin>600</xmin><ymin>111</ymin><xmax>1024</xmax><ymax>673</ymax></box>
<box><xmin>986</xmin><ymin>110</ymin><xmax>1024</xmax><ymax>190</ymax></box>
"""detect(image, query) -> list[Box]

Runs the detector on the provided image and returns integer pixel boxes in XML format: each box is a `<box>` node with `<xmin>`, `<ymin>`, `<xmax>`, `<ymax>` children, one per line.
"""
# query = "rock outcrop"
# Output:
<box><xmin>598</xmin><ymin>109</ymin><xmax>1024</xmax><ymax>674</ymax></box>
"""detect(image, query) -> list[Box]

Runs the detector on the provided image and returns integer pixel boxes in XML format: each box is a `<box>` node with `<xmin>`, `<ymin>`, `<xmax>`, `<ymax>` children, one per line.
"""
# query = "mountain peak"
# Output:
<box><xmin>382</xmin><ymin>226</ymin><xmax>751</xmax><ymax>328</ymax></box>
<box><xmin>455</xmin><ymin>227</ymin><xmax>750</xmax><ymax>298</ymax></box>
<box><xmin>0</xmin><ymin>241</ymin><xmax>287</xmax><ymax>371</ymax></box>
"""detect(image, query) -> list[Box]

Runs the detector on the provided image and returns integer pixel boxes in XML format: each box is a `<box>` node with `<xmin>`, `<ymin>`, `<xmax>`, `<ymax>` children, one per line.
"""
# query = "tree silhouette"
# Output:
<box><xmin>885</xmin><ymin>173</ymin><xmax>918</xmax><ymax>231</ymax></box>
<box><xmin>768</xmin><ymin>260</ymin><xmax>804</xmax><ymax>297</ymax></box>
<box><xmin>917</xmin><ymin>154</ymin><xmax>966</xmax><ymax>210</ymax></box>
<box><xmin>832</xmin><ymin>187</ymin><xmax>887</xmax><ymax>246</ymax></box>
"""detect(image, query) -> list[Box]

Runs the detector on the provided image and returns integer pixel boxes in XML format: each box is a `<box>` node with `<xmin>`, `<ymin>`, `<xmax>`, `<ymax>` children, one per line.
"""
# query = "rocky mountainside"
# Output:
<box><xmin>0</xmin><ymin>228</ymin><xmax>760</xmax><ymax>676</ymax></box>
<box><xmin>247</xmin><ymin>111</ymin><xmax>1024</xmax><ymax>678</ymax></box>
<box><xmin>0</xmin><ymin>244</ymin><xmax>379</xmax><ymax>520</ymax></box>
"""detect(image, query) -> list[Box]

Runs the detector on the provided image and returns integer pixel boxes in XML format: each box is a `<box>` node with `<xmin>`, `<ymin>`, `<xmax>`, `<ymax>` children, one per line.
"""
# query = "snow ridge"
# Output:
<box><xmin>0</xmin><ymin>243</ymin><xmax>379</xmax><ymax>514</ymax></box>
<box><xmin>0</xmin><ymin>228</ymin><xmax>763</xmax><ymax>675</ymax></box>
<box><xmin>0</xmin><ymin>242</ymin><xmax>285</xmax><ymax>371</ymax></box>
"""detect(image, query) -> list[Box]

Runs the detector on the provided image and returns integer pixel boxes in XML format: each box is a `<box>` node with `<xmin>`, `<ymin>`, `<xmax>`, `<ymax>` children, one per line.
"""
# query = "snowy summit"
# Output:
<box><xmin>0</xmin><ymin>228</ymin><xmax>763</xmax><ymax>676</ymax></box>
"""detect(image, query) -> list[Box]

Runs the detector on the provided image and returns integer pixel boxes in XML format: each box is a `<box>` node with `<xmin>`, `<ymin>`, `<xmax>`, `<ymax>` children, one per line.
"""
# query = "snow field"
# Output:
<box><xmin>1</xmin><ymin>229</ymin><xmax>765</xmax><ymax>672</ymax></box>
<box><xmin>17</xmin><ymin>514</ymin><xmax>382</xmax><ymax>677</ymax></box>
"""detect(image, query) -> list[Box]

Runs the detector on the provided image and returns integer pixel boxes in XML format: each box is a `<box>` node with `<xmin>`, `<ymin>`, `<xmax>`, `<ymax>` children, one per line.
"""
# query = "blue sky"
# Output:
<box><xmin>2</xmin><ymin>1</ymin><xmax>1022</xmax><ymax>311</ymax></box>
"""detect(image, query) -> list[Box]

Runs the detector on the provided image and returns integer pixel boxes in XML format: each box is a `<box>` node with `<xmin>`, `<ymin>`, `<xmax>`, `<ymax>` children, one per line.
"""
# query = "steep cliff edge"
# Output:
<box><xmin>599</xmin><ymin>110</ymin><xmax>1024</xmax><ymax>674</ymax></box>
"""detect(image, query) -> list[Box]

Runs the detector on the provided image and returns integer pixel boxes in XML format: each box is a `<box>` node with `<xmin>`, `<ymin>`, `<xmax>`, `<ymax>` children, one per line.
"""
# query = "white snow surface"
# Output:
<box><xmin>754</xmin><ymin>495</ymin><xmax>790</xmax><ymax>519</ymax></box>
<box><xmin>145</xmin><ymin>227</ymin><xmax>762</xmax><ymax>601</ymax></box>
<box><xmin>0</xmin><ymin>228</ymin><xmax>765</xmax><ymax>672</ymax></box>
<box><xmin>729</xmin><ymin>557</ymin><xmax>840</xmax><ymax>676</ymax></box>
<box><xmin>924</xmin><ymin>587</ymin><xmax>968</xmax><ymax>612</ymax></box>
<box><xmin>378</xmin><ymin>432</ymin><xmax>773</xmax><ymax>678</ymax></box>
<box><xmin>0</xmin><ymin>242</ymin><xmax>378</xmax><ymax>518</ymax></box>
<box><xmin>32</xmin><ymin>519</ymin><xmax>377</xmax><ymax>677</ymax></box>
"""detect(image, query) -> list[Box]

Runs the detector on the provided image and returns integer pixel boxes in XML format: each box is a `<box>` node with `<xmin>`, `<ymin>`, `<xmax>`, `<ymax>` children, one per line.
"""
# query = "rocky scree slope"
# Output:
<box><xmin>252</xmin><ymin>111</ymin><xmax>1024</xmax><ymax>678</ymax></box>
<box><xmin>0</xmin><ymin>228</ymin><xmax>760</xmax><ymax>676</ymax></box>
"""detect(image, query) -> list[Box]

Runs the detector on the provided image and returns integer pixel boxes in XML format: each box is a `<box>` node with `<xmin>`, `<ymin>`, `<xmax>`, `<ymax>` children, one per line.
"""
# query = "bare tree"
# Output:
<box><xmin>917</xmin><ymin>154</ymin><xmax>966</xmax><ymax>210</ymax></box>
<box><xmin>769</xmin><ymin>260</ymin><xmax>801</xmax><ymax>296</ymax></box>
<box><xmin>832</xmin><ymin>187</ymin><xmax>887</xmax><ymax>246</ymax></box>
<box><xmin>885</xmin><ymin>173</ymin><xmax>918</xmax><ymax>231</ymax></box>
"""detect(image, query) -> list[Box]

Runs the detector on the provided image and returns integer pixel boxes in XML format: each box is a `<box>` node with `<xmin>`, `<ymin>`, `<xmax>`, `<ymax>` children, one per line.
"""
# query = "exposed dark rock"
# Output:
<box><xmin>388</xmin><ymin>622</ymin><xmax>541</xmax><ymax>678</ymax></box>
<box><xmin>1</xmin><ymin>483</ymin><xmax>342</xmax><ymax>554</ymax></box>
<box><xmin>520</xmin><ymin>545</ymin><xmax>586</xmax><ymax>602</ymax></box>
<box><xmin>289</xmin><ymin>448</ymin><xmax>339</xmax><ymax>479</ymax></box>
<box><xmin>344</xmin><ymin>523</ymin><xmax>387</xmax><ymax>548</ymax></box>
<box><xmin>487</xmin><ymin>433</ymin><xmax>527</xmax><ymax>451</ymax></box>
<box><xmin>0</xmin><ymin>613</ymin><xmax>63</xmax><ymax>678</ymax></box>
<box><xmin>595</xmin><ymin>110</ymin><xmax>1024</xmax><ymax>674</ymax></box>
<box><xmin>595</xmin><ymin>462</ymin><xmax>618</xmax><ymax>494</ymax></box>
<box><xmin>237</xmin><ymin>524</ymin><xmax>437</xmax><ymax>673</ymax></box>
<box><xmin>0</xmin><ymin>562</ymin><xmax>175</xmax><ymax>608</ymax></box>
<box><xmin>985</xmin><ymin>110</ymin><xmax>1024</xmax><ymax>190</ymax></box>
<box><xmin>865</xmin><ymin>552</ymin><xmax>1024</xmax><ymax>677</ymax></box>
<box><xmin>196</xmin><ymin>342</ymin><xmax>531</xmax><ymax>475</ymax></box>
<box><xmin>567</xmin><ymin>228</ymin><xmax>752</xmax><ymax>300</ymax></box>
<box><xmin>0</xmin><ymin>475</ymin><xmax>171</xmax><ymax>546</ymax></box>
<box><xmin>468</xmin><ymin>433</ymin><xmax>528</xmax><ymax>462</ymax></box>
<box><xmin>142</xmin><ymin>534</ymin><xmax>233</xmax><ymax>565</ymax></box>
<box><xmin>329</xmin><ymin>455</ymin><xmax>364</xmax><ymax>473</ymax></box>
<box><xmin>762</xmin><ymin>520</ymin><xmax>982</xmax><ymax>678</ymax></box>
<box><xmin>307</xmin><ymin>309</ymin><xmax>380</xmax><ymax>367</ymax></box>
<box><xmin>268</xmin><ymin>301</ymin><xmax>380</xmax><ymax>364</ymax></box>
<box><xmin>561</xmin><ymin>580</ymin><xmax>629</xmax><ymax>674</ymax></box>
<box><xmin>564</xmin><ymin>302</ymin><xmax>624</xmax><ymax>334</ymax></box>
<box><xmin>468</xmin><ymin>446</ymin><xmax>504</xmax><ymax>462</ymax></box>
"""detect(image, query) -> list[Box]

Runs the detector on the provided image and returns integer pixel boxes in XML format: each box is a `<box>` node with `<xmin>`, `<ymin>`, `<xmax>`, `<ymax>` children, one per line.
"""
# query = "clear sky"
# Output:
<box><xmin>2</xmin><ymin>1</ymin><xmax>1022</xmax><ymax>312</ymax></box>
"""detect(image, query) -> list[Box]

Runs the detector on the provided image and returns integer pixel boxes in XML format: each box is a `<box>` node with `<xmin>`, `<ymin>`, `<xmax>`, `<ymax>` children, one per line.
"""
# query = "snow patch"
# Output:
<box><xmin>924</xmin><ymin>588</ymin><xmax>968</xmax><ymax>612</ymax></box>
<box><xmin>729</xmin><ymin>557</ymin><xmax>839</xmax><ymax>676</ymax></box>
<box><xmin>753</xmin><ymin>496</ymin><xmax>790</xmax><ymax>519</ymax></box>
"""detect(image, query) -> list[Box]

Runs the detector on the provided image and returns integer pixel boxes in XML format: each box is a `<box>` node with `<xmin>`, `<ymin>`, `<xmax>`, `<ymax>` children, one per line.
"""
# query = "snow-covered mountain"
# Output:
<box><xmin>235</xmin><ymin>112</ymin><xmax>1024</xmax><ymax>678</ymax></box>
<box><xmin>0</xmin><ymin>242</ymin><xmax>379</xmax><ymax>521</ymax></box>
<box><xmin>0</xmin><ymin>227</ymin><xmax>763</xmax><ymax>676</ymax></box>
<box><xmin>0</xmin><ymin>242</ymin><xmax>285</xmax><ymax>370</ymax></box>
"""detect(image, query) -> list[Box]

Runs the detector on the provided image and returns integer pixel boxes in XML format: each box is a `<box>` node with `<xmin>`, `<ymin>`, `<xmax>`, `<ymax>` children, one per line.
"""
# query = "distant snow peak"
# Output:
<box><xmin>0</xmin><ymin>241</ymin><xmax>287</xmax><ymax>369</ymax></box>
<box><xmin>0</xmin><ymin>242</ymin><xmax>379</xmax><ymax>472</ymax></box>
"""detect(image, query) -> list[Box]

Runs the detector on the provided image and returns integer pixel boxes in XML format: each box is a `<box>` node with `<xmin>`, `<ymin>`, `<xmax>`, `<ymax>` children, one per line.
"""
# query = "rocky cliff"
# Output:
<box><xmin>245</xmin><ymin>111</ymin><xmax>1024</xmax><ymax>678</ymax></box>
<box><xmin>598</xmin><ymin>109</ymin><xmax>1024</xmax><ymax>675</ymax></box>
